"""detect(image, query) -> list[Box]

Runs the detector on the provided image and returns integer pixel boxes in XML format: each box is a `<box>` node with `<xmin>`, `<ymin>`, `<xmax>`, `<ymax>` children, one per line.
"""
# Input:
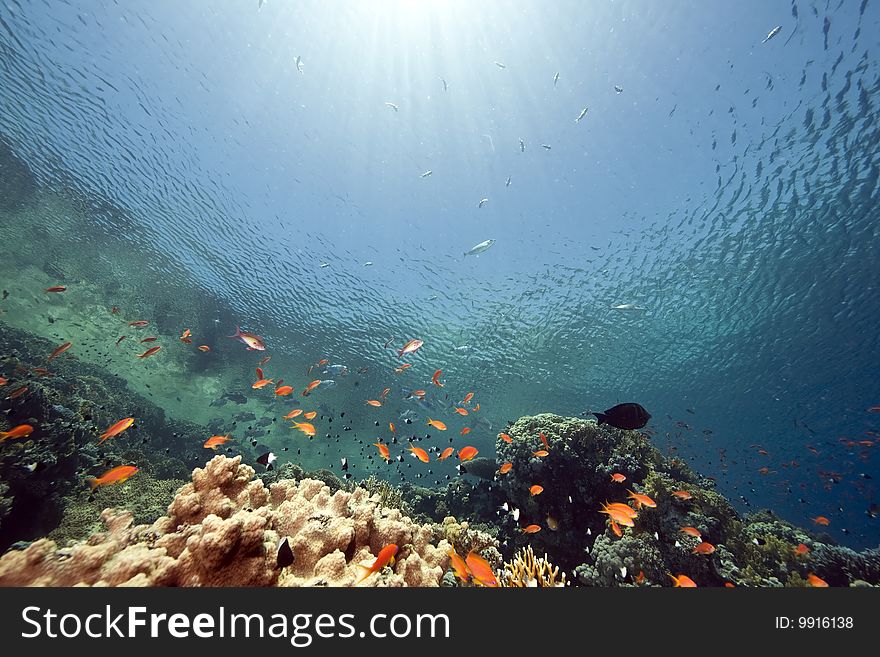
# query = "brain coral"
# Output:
<box><xmin>0</xmin><ymin>455</ymin><xmax>450</xmax><ymax>587</ymax></box>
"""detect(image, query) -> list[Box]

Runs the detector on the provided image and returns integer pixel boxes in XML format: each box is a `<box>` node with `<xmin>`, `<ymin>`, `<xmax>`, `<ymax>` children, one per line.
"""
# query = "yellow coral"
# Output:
<box><xmin>501</xmin><ymin>545</ymin><xmax>567</xmax><ymax>587</ymax></box>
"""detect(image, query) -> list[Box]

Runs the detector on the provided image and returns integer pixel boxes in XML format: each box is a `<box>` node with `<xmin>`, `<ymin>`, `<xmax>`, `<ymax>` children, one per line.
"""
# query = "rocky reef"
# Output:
<box><xmin>0</xmin><ymin>455</ymin><xmax>450</xmax><ymax>586</ymax></box>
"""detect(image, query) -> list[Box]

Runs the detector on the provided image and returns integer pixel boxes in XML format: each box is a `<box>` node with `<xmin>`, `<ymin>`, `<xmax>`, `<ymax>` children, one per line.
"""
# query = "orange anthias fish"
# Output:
<box><xmin>137</xmin><ymin>346</ymin><xmax>161</xmax><ymax>359</ymax></box>
<box><xmin>291</xmin><ymin>422</ymin><xmax>316</xmax><ymax>436</ymax></box>
<box><xmin>45</xmin><ymin>285</ymin><xmax>66</xmax><ymax>293</ymax></box>
<box><xmin>409</xmin><ymin>390</ymin><xmax>426</xmax><ymax>399</ymax></box>
<box><xmin>374</xmin><ymin>442</ymin><xmax>391</xmax><ymax>462</ymax></box>
<box><xmin>47</xmin><ymin>341</ymin><xmax>72</xmax><ymax>362</ymax></box>
<box><xmin>599</xmin><ymin>502</ymin><xmax>636</xmax><ymax>527</ymax></box>
<box><xmin>454</xmin><ymin>407</ymin><xmax>469</xmax><ymax>416</ymax></box>
<box><xmin>465</xmin><ymin>551</ymin><xmax>498</xmax><ymax>587</ymax></box>
<box><xmin>692</xmin><ymin>542</ymin><xmax>716</xmax><ymax>555</ymax></box>
<box><xmin>302</xmin><ymin>380</ymin><xmax>321</xmax><ymax>396</ymax></box>
<box><xmin>0</xmin><ymin>377</ymin><xmax>7</xmax><ymax>386</ymax></box>
<box><xmin>366</xmin><ymin>399</ymin><xmax>383</xmax><ymax>407</ymax></box>
<box><xmin>431</xmin><ymin>369</ymin><xmax>444</xmax><ymax>387</ymax></box>
<box><xmin>462</xmin><ymin>392</ymin><xmax>474</xmax><ymax>404</ymax></box>
<box><xmin>610</xmin><ymin>473</ymin><xmax>627</xmax><ymax>483</ymax></box>
<box><xmin>499</xmin><ymin>462</ymin><xmax>513</xmax><ymax>474</ymax></box>
<box><xmin>128</xmin><ymin>320</ymin><xmax>149</xmax><ymax>327</ymax></box>
<box><xmin>397</xmin><ymin>339</ymin><xmax>424</xmax><ymax>358</ymax></box>
<box><xmin>438</xmin><ymin>447</ymin><xmax>454</xmax><ymax>461</ymax></box>
<box><xmin>256</xmin><ymin>367</ymin><xmax>265</xmax><ymax>380</ymax></box>
<box><xmin>681</xmin><ymin>527</ymin><xmax>702</xmax><ymax>539</ymax></box>
<box><xmin>99</xmin><ymin>417</ymin><xmax>134</xmax><ymax>443</ymax></box>
<box><xmin>304</xmin><ymin>411</ymin><xmax>317</xmax><ymax>420</ymax></box>
<box><xmin>499</xmin><ymin>432</ymin><xmax>513</xmax><ymax>443</ymax></box>
<box><xmin>198</xmin><ymin>345</ymin><xmax>211</xmax><ymax>352</ymax></box>
<box><xmin>180</xmin><ymin>329</ymin><xmax>192</xmax><ymax>342</ymax></box>
<box><xmin>460</xmin><ymin>427</ymin><xmax>471</xmax><ymax>436</ymax></box>
<box><xmin>671</xmin><ymin>490</ymin><xmax>693</xmax><ymax>500</ymax></box>
<box><xmin>794</xmin><ymin>543</ymin><xmax>810</xmax><ymax>556</ymax></box>
<box><xmin>409</xmin><ymin>443</ymin><xmax>430</xmax><ymax>463</ymax></box>
<box><xmin>139</xmin><ymin>337</ymin><xmax>158</xmax><ymax>343</ymax></box>
<box><xmin>610</xmin><ymin>519</ymin><xmax>623</xmax><ymax>537</ymax></box>
<box><xmin>533</xmin><ymin>449</ymin><xmax>549</xmax><ymax>457</ymax></box>
<box><xmin>6</xmin><ymin>385</ymin><xmax>27</xmax><ymax>400</ymax></box>
<box><xmin>539</xmin><ymin>432</ymin><xmax>549</xmax><ymax>448</ymax></box>
<box><xmin>812</xmin><ymin>516</ymin><xmax>830</xmax><ymax>526</ymax></box>
<box><xmin>204</xmin><ymin>434</ymin><xmax>231</xmax><ymax>449</ymax></box>
<box><xmin>0</xmin><ymin>424</ymin><xmax>34</xmax><ymax>441</ymax></box>
<box><xmin>806</xmin><ymin>573</ymin><xmax>829</xmax><ymax>587</ymax></box>
<box><xmin>530</xmin><ymin>484</ymin><xmax>544</xmax><ymax>496</ymax></box>
<box><xmin>669</xmin><ymin>573</ymin><xmax>697</xmax><ymax>588</ymax></box>
<box><xmin>458</xmin><ymin>446</ymin><xmax>479</xmax><ymax>461</ymax></box>
<box><xmin>472</xmin><ymin>403</ymin><xmax>480</xmax><ymax>412</ymax></box>
<box><xmin>228</xmin><ymin>326</ymin><xmax>266</xmax><ymax>351</ymax></box>
<box><xmin>448</xmin><ymin>548</ymin><xmax>470</xmax><ymax>583</ymax></box>
<box><xmin>259</xmin><ymin>355</ymin><xmax>272</xmax><ymax>366</ymax></box>
<box><xmin>427</xmin><ymin>418</ymin><xmax>447</xmax><ymax>431</ymax></box>
<box><xmin>89</xmin><ymin>465</ymin><xmax>138</xmax><ymax>489</ymax></box>
<box><xmin>394</xmin><ymin>363</ymin><xmax>412</xmax><ymax>374</ymax></box>
<box><xmin>627</xmin><ymin>490</ymin><xmax>657</xmax><ymax>508</ymax></box>
<box><xmin>522</xmin><ymin>524</ymin><xmax>541</xmax><ymax>534</ymax></box>
<box><xmin>389</xmin><ymin>422</ymin><xmax>396</xmax><ymax>433</ymax></box>
<box><xmin>284</xmin><ymin>409</ymin><xmax>303</xmax><ymax>419</ymax></box>
<box><xmin>356</xmin><ymin>544</ymin><xmax>398</xmax><ymax>584</ymax></box>
<box><xmin>380</xmin><ymin>387</ymin><xmax>391</xmax><ymax>399</ymax></box>
<box><xmin>252</xmin><ymin>378</ymin><xmax>274</xmax><ymax>389</ymax></box>
<box><xmin>274</xmin><ymin>385</ymin><xmax>294</xmax><ymax>396</ymax></box>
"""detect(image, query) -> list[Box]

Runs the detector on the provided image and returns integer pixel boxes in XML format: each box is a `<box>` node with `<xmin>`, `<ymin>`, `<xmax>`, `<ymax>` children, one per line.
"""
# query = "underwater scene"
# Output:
<box><xmin>0</xmin><ymin>0</ymin><xmax>878</xmax><ymax>587</ymax></box>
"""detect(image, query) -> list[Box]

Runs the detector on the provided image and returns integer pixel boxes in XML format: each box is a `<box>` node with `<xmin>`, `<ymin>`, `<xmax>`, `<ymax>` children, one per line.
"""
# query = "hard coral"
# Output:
<box><xmin>0</xmin><ymin>455</ymin><xmax>450</xmax><ymax>587</ymax></box>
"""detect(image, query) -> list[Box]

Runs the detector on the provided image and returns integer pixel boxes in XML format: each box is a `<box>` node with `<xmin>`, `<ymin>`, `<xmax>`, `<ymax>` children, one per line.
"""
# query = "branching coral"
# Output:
<box><xmin>502</xmin><ymin>545</ymin><xmax>567</xmax><ymax>587</ymax></box>
<box><xmin>0</xmin><ymin>455</ymin><xmax>450</xmax><ymax>587</ymax></box>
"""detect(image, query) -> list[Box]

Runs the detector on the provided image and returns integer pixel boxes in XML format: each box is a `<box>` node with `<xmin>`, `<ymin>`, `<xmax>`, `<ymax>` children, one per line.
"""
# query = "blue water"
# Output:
<box><xmin>0</xmin><ymin>0</ymin><xmax>878</xmax><ymax>547</ymax></box>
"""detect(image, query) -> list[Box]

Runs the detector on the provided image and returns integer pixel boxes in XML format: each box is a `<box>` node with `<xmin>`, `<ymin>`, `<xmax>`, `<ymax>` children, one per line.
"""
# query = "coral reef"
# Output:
<box><xmin>502</xmin><ymin>545</ymin><xmax>567</xmax><ymax>587</ymax></box>
<box><xmin>0</xmin><ymin>455</ymin><xmax>451</xmax><ymax>586</ymax></box>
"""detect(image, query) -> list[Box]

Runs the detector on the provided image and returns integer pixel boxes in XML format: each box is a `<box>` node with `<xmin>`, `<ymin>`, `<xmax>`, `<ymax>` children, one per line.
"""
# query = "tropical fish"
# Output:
<box><xmin>89</xmin><ymin>465</ymin><xmax>138</xmax><ymax>489</ymax></box>
<box><xmin>533</xmin><ymin>449</ymin><xmax>549</xmax><ymax>457</ymax></box>
<box><xmin>599</xmin><ymin>503</ymin><xmax>636</xmax><ymax>526</ymax></box>
<box><xmin>291</xmin><ymin>422</ymin><xmax>316</xmax><ymax>436</ymax></box>
<box><xmin>284</xmin><ymin>409</ymin><xmax>303</xmax><ymax>419</ymax></box>
<box><xmin>380</xmin><ymin>387</ymin><xmax>391</xmax><ymax>399</ymax></box>
<box><xmin>812</xmin><ymin>516</ymin><xmax>830</xmax><ymax>526</ymax></box>
<box><xmin>462</xmin><ymin>392</ymin><xmax>475</xmax><ymax>404</ymax></box>
<box><xmin>356</xmin><ymin>544</ymin><xmax>398</xmax><ymax>584</ymax></box>
<box><xmin>139</xmin><ymin>337</ymin><xmax>158</xmax><ymax>343</ymax></box>
<box><xmin>252</xmin><ymin>378</ymin><xmax>274</xmax><ymax>389</ymax></box>
<box><xmin>499</xmin><ymin>462</ymin><xmax>513</xmax><ymax>474</ymax></box>
<box><xmin>463</xmin><ymin>239</ymin><xmax>496</xmax><ymax>257</ymax></box>
<box><xmin>472</xmin><ymin>403</ymin><xmax>480</xmax><ymax>412</ymax></box>
<box><xmin>460</xmin><ymin>427</ymin><xmax>471</xmax><ymax>436</ymax></box>
<box><xmin>592</xmin><ymin>403</ymin><xmax>651</xmax><ymax>430</ymax></box>
<box><xmin>530</xmin><ymin>485</ymin><xmax>544</xmax><ymax>496</ymax></box>
<box><xmin>45</xmin><ymin>285</ymin><xmax>66</xmax><ymax>293</ymax></box>
<box><xmin>198</xmin><ymin>345</ymin><xmax>211</xmax><ymax>352</ymax></box>
<box><xmin>522</xmin><ymin>524</ymin><xmax>541</xmax><ymax>534</ymax></box>
<box><xmin>389</xmin><ymin>422</ymin><xmax>396</xmax><ymax>433</ymax></box>
<box><xmin>672</xmin><ymin>490</ymin><xmax>693</xmax><ymax>500</ymax></box>
<box><xmin>394</xmin><ymin>363</ymin><xmax>412</xmax><ymax>374</ymax></box>
<box><xmin>465</xmin><ymin>551</ymin><xmax>498</xmax><ymax>587</ymax></box>
<box><xmin>273</xmin><ymin>385</ymin><xmax>293</xmax><ymax>396</ymax></box>
<box><xmin>47</xmin><ymin>341</ymin><xmax>72</xmax><ymax>362</ymax></box>
<box><xmin>806</xmin><ymin>573</ymin><xmax>828</xmax><ymax>587</ymax></box>
<box><xmin>628</xmin><ymin>491</ymin><xmax>656</xmax><ymax>508</ymax></box>
<box><xmin>0</xmin><ymin>424</ymin><xmax>34</xmax><ymax>441</ymax></box>
<box><xmin>137</xmin><ymin>346</ymin><xmax>161</xmax><ymax>359</ymax></box>
<box><xmin>439</xmin><ymin>447</ymin><xmax>454</xmax><ymax>461</ymax></box>
<box><xmin>794</xmin><ymin>543</ymin><xmax>810</xmax><ymax>556</ymax></box>
<box><xmin>229</xmin><ymin>326</ymin><xmax>266</xmax><ymax>351</ymax></box>
<box><xmin>408</xmin><ymin>443</ymin><xmax>430</xmax><ymax>463</ymax></box>
<box><xmin>448</xmin><ymin>548</ymin><xmax>470</xmax><ymax>583</ymax></box>
<box><xmin>303</xmin><ymin>411</ymin><xmax>317</xmax><ymax>420</ymax></box>
<box><xmin>500</xmin><ymin>433</ymin><xmax>513</xmax><ymax>443</ymax></box>
<box><xmin>669</xmin><ymin>573</ymin><xmax>697</xmax><ymax>588</ymax></box>
<box><xmin>546</xmin><ymin>515</ymin><xmax>559</xmax><ymax>531</ymax></box>
<box><xmin>128</xmin><ymin>320</ymin><xmax>149</xmax><ymax>327</ymax></box>
<box><xmin>610</xmin><ymin>520</ymin><xmax>623</xmax><ymax>537</ymax></box>
<box><xmin>256</xmin><ymin>367</ymin><xmax>265</xmax><ymax>380</ymax></box>
<box><xmin>431</xmin><ymin>369</ymin><xmax>444</xmax><ymax>387</ymax></box>
<box><xmin>0</xmin><ymin>377</ymin><xmax>7</xmax><ymax>386</ymax></box>
<box><xmin>681</xmin><ymin>527</ymin><xmax>702</xmax><ymax>539</ymax></box>
<box><xmin>458</xmin><ymin>446</ymin><xmax>479</xmax><ymax>461</ymax></box>
<box><xmin>302</xmin><ymin>380</ymin><xmax>321</xmax><ymax>396</ymax></box>
<box><xmin>99</xmin><ymin>417</ymin><xmax>134</xmax><ymax>443</ymax></box>
<box><xmin>180</xmin><ymin>329</ymin><xmax>192</xmax><ymax>342</ymax></box>
<box><xmin>427</xmin><ymin>418</ymin><xmax>447</xmax><ymax>431</ymax></box>
<box><xmin>454</xmin><ymin>407</ymin><xmax>469</xmax><ymax>416</ymax></box>
<box><xmin>204</xmin><ymin>434</ymin><xmax>231</xmax><ymax>449</ymax></box>
<box><xmin>372</xmin><ymin>442</ymin><xmax>391</xmax><ymax>463</ymax></box>
<box><xmin>610</xmin><ymin>473</ymin><xmax>627</xmax><ymax>483</ymax></box>
<box><xmin>398</xmin><ymin>339</ymin><xmax>424</xmax><ymax>358</ymax></box>
<box><xmin>366</xmin><ymin>400</ymin><xmax>383</xmax><ymax>407</ymax></box>
<box><xmin>692</xmin><ymin>542</ymin><xmax>716</xmax><ymax>555</ymax></box>
<box><xmin>5</xmin><ymin>385</ymin><xmax>27</xmax><ymax>400</ymax></box>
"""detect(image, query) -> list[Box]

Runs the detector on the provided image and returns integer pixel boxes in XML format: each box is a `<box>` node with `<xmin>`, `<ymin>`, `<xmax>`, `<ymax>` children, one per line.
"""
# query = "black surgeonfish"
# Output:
<box><xmin>593</xmin><ymin>403</ymin><xmax>651</xmax><ymax>430</ymax></box>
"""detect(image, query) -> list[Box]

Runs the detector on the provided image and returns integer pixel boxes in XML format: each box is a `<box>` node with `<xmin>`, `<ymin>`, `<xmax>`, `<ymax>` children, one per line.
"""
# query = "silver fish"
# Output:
<box><xmin>575</xmin><ymin>107</ymin><xmax>589</xmax><ymax>122</ymax></box>
<box><xmin>385</xmin><ymin>101</ymin><xmax>399</xmax><ymax>112</ymax></box>
<box><xmin>294</xmin><ymin>56</ymin><xmax>304</xmax><ymax>74</ymax></box>
<box><xmin>611</xmin><ymin>303</ymin><xmax>644</xmax><ymax>311</ymax></box>
<box><xmin>421</xmin><ymin>170</ymin><xmax>432</xmax><ymax>178</ymax></box>
<box><xmin>519</xmin><ymin>138</ymin><xmax>525</xmax><ymax>152</ymax></box>
<box><xmin>614</xmin><ymin>85</ymin><xmax>623</xmax><ymax>94</ymax></box>
<box><xmin>464</xmin><ymin>239</ymin><xmax>496</xmax><ymax>257</ymax></box>
<box><xmin>478</xmin><ymin>198</ymin><xmax>489</xmax><ymax>208</ymax></box>
<box><xmin>505</xmin><ymin>175</ymin><xmax>511</xmax><ymax>187</ymax></box>
<box><xmin>541</xmin><ymin>144</ymin><xmax>552</xmax><ymax>150</ymax></box>
<box><xmin>494</xmin><ymin>61</ymin><xmax>506</xmax><ymax>69</ymax></box>
<box><xmin>762</xmin><ymin>26</ymin><xmax>782</xmax><ymax>43</ymax></box>
<box><xmin>440</xmin><ymin>77</ymin><xmax>447</xmax><ymax>91</ymax></box>
<box><xmin>553</xmin><ymin>72</ymin><xmax>560</xmax><ymax>86</ymax></box>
